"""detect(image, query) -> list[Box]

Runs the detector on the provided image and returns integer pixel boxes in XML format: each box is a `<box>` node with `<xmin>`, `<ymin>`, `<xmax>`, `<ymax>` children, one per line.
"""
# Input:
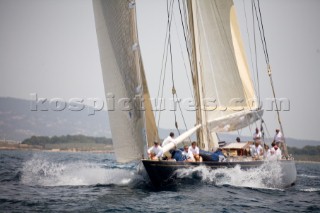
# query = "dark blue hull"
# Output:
<box><xmin>142</xmin><ymin>159</ymin><xmax>296</xmax><ymax>188</ymax></box>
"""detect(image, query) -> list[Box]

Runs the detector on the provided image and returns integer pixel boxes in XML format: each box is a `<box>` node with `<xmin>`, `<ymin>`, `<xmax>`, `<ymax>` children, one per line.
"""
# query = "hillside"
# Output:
<box><xmin>0</xmin><ymin>135</ymin><xmax>113</xmax><ymax>152</ymax></box>
<box><xmin>0</xmin><ymin>97</ymin><xmax>110</xmax><ymax>141</ymax></box>
<box><xmin>287</xmin><ymin>146</ymin><xmax>320</xmax><ymax>161</ymax></box>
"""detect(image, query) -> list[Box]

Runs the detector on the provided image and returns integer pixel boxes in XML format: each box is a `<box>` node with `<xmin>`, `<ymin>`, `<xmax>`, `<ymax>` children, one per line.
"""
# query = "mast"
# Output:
<box><xmin>186</xmin><ymin>0</ymin><xmax>212</xmax><ymax>150</ymax></box>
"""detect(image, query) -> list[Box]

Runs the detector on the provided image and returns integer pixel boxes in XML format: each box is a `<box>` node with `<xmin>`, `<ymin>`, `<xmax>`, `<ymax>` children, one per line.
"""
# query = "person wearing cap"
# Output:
<box><xmin>148</xmin><ymin>141</ymin><xmax>163</xmax><ymax>160</ymax></box>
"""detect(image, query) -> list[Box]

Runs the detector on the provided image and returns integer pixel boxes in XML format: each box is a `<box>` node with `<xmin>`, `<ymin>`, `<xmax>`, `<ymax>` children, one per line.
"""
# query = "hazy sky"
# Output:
<box><xmin>0</xmin><ymin>0</ymin><xmax>319</xmax><ymax>141</ymax></box>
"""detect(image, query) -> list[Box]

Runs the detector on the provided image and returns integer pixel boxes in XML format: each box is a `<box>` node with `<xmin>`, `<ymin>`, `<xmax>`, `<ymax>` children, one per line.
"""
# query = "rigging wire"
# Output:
<box><xmin>254</xmin><ymin>0</ymin><xmax>288</xmax><ymax>157</ymax></box>
<box><xmin>252</xmin><ymin>0</ymin><xmax>269</xmax><ymax>65</ymax></box>
<box><xmin>172</xmin><ymin>12</ymin><xmax>194</xmax><ymax>98</ymax></box>
<box><xmin>154</xmin><ymin>24</ymin><xmax>168</xmax><ymax>120</ymax></box>
<box><xmin>155</xmin><ymin>0</ymin><xmax>193</xmax><ymax>142</ymax></box>
<box><xmin>177</xmin><ymin>0</ymin><xmax>194</xmax><ymax>98</ymax></box>
<box><xmin>167</xmin><ymin>0</ymin><xmax>181</xmax><ymax>134</ymax></box>
<box><xmin>256</xmin><ymin>0</ymin><xmax>270</xmax><ymax>64</ymax></box>
<box><xmin>181</xmin><ymin>0</ymin><xmax>190</xmax><ymax>42</ymax></box>
<box><xmin>171</xmin><ymin>13</ymin><xmax>193</xmax><ymax>138</ymax></box>
<box><xmin>156</xmin><ymin>0</ymin><xmax>174</xmax><ymax>129</ymax></box>
<box><xmin>249</xmin><ymin>0</ymin><xmax>262</xmax><ymax>108</ymax></box>
<box><xmin>170</xmin><ymin>0</ymin><xmax>199</xmax><ymax>142</ymax></box>
<box><xmin>262</xmin><ymin>119</ymin><xmax>272</xmax><ymax>140</ymax></box>
<box><xmin>170</xmin><ymin>5</ymin><xmax>191</xmax><ymax>137</ymax></box>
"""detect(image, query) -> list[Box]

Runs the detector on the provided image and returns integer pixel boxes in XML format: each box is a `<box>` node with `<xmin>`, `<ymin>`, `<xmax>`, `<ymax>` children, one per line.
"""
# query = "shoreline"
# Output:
<box><xmin>0</xmin><ymin>147</ymin><xmax>114</xmax><ymax>154</ymax></box>
<box><xmin>295</xmin><ymin>160</ymin><xmax>320</xmax><ymax>164</ymax></box>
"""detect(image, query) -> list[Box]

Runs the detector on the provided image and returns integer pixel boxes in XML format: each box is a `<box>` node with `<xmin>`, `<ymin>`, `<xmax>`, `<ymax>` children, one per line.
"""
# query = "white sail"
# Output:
<box><xmin>188</xmin><ymin>0</ymin><xmax>261</xmax><ymax>150</ymax></box>
<box><xmin>207</xmin><ymin>109</ymin><xmax>263</xmax><ymax>132</ymax></box>
<box><xmin>92</xmin><ymin>0</ymin><xmax>157</xmax><ymax>162</ymax></box>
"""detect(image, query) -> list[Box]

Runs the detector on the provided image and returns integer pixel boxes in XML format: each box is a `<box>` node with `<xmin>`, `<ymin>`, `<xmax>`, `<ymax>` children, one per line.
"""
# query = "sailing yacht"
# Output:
<box><xmin>92</xmin><ymin>0</ymin><xmax>296</xmax><ymax>188</ymax></box>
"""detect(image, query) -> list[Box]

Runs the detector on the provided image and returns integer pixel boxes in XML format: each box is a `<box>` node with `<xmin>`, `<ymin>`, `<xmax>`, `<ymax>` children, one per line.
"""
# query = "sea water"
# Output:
<box><xmin>0</xmin><ymin>150</ymin><xmax>319</xmax><ymax>212</ymax></box>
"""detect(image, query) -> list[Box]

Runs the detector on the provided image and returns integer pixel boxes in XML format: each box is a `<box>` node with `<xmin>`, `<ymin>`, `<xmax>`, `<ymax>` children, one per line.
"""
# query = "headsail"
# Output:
<box><xmin>187</xmin><ymin>0</ymin><xmax>261</xmax><ymax>150</ymax></box>
<box><xmin>92</xmin><ymin>0</ymin><xmax>158</xmax><ymax>162</ymax></box>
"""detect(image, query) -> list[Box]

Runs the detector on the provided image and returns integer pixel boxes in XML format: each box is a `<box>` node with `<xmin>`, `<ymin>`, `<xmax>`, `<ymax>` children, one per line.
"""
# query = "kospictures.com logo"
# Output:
<box><xmin>29</xmin><ymin>93</ymin><xmax>290</xmax><ymax>115</ymax></box>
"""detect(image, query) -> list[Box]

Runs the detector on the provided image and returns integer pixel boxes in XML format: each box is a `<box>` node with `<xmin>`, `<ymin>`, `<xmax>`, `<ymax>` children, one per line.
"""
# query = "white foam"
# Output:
<box><xmin>21</xmin><ymin>157</ymin><xmax>136</xmax><ymax>186</ymax></box>
<box><xmin>297</xmin><ymin>174</ymin><xmax>319</xmax><ymax>179</ymax></box>
<box><xmin>300</xmin><ymin>188</ymin><xmax>320</xmax><ymax>192</ymax></box>
<box><xmin>176</xmin><ymin>161</ymin><xmax>284</xmax><ymax>189</ymax></box>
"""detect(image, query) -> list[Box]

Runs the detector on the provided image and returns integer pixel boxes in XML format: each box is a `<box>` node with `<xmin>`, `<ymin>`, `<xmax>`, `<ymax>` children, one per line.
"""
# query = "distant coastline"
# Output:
<box><xmin>0</xmin><ymin>135</ymin><xmax>113</xmax><ymax>153</ymax></box>
<box><xmin>295</xmin><ymin>160</ymin><xmax>320</xmax><ymax>164</ymax></box>
<box><xmin>0</xmin><ymin>146</ymin><xmax>114</xmax><ymax>154</ymax></box>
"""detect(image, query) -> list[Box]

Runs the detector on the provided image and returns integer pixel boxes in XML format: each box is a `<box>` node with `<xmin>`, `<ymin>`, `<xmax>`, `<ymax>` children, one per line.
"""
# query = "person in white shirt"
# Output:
<box><xmin>263</xmin><ymin>144</ymin><xmax>271</xmax><ymax>159</ymax></box>
<box><xmin>251</xmin><ymin>141</ymin><xmax>263</xmax><ymax>159</ymax></box>
<box><xmin>274</xmin><ymin>145</ymin><xmax>282</xmax><ymax>160</ymax></box>
<box><xmin>148</xmin><ymin>141</ymin><xmax>163</xmax><ymax>160</ymax></box>
<box><xmin>253</xmin><ymin>128</ymin><xmax>262</xmax><ymax>143</ymax></box>
<box><xmin>162</xmin><ymin>132</ymin><xmax>175</xmax><ymax>147</ymax></box>
<box><xmin>188</xmin><ymin>141</ymin><xmax>202</xmax><ymax>162</ymax></box>
<box><xmin>161</xmin><ymin>132</ymin><xmax>175</xmax><ymax>159</ymax></box>
<box><xmin>182</xmin><ymin>145</ymin><xmax>195</xmax><ymax>162</ymax></box>
<box><xmin>268</xmin><ymin>142</ymin><xmax>281</xmax><ymax>160</ymax></box>
<box><xmin>273</xmin><ymin>129</ymin><xmax>283</xmax><ymax>143</ymax></box>
<box><xmin>273</xmin><ymin>128</ymin><xmax>284</xmax><ymax>151</ymax></box>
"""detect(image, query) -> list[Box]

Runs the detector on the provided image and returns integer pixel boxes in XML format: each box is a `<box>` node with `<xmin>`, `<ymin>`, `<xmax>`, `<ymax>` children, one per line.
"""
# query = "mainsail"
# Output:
<box><xmin>187</xmin><ymin>0</ymin><xmax>262</xmax><ymax>150</ymax></box>
<box><xmin>92</xmin><ymin>0</ymin><xmax>158</xmax><ymax>162</ymax></box>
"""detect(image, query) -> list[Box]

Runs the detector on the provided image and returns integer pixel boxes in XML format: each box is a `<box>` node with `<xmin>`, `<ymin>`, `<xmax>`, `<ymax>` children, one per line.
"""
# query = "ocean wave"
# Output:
<box><xmin>300</xmin><ymin>188</ymin><xmax>320</xmax><ymax>192</ymax></box>
<box><xmin>20</xmin><ymin>157</ymin><xmax>138</xmax><ymax>187</ymax></box>
<box><xmin>175</xmin><ymin>161</ymin><xmax>284</xmax><ymax>189</ymax></box>
<box><xmin>297</xmin><ymin>174</ymin><xmax>319</xmax><ymax>179</ymax></box>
